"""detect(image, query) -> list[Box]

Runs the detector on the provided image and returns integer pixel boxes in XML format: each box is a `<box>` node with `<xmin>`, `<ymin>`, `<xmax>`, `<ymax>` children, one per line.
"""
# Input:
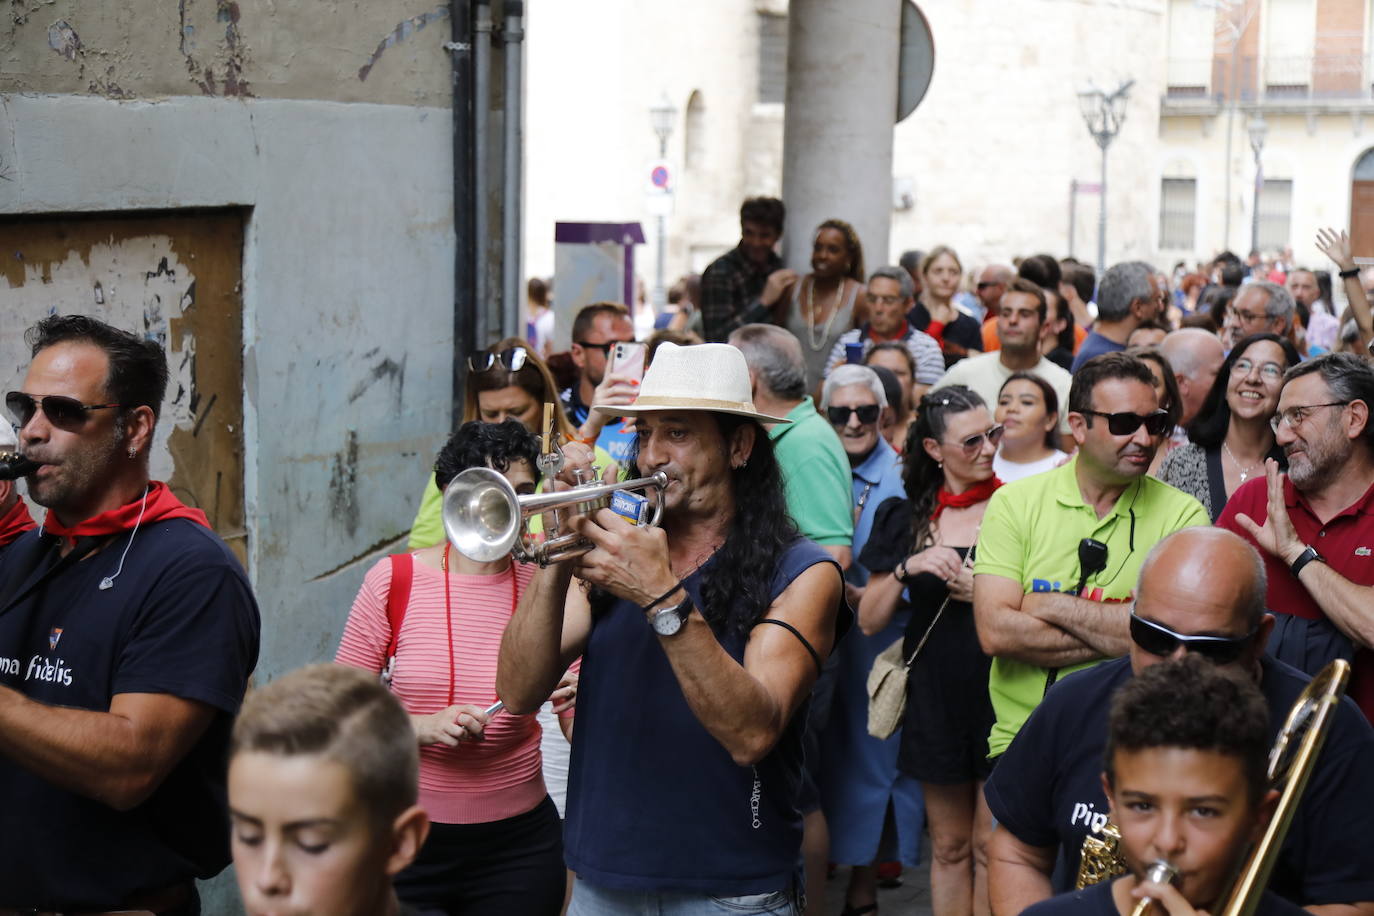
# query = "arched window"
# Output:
<box><xmin>1354</xmin><ymin>147</ymin><xmax>1374</xmax><ymax>181</ymax></box>
<box><xmin>684</xmin><ymin>90</ymin><xmax>706</xmax><ymax>170</ymax></box>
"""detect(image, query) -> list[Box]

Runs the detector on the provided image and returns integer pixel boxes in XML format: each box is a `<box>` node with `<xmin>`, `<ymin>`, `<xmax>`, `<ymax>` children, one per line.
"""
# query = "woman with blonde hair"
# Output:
<box><xmin>912</xmin><ymin>246</ymin><xmax>983</xmax><ymax>368</ymax></box>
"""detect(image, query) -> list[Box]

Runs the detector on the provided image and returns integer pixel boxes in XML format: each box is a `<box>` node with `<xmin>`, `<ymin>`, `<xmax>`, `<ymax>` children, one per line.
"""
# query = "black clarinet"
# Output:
<box><xmin>0</xmin><ymin>452</ymin><xmax>39</xmax><ymax>481</ymax></box>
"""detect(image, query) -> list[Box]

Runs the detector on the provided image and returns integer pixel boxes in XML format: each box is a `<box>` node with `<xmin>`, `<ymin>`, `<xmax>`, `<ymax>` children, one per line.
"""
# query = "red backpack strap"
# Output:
<box><xmin>382</xmin><ymin>553</ymin><xmax>415</xmax><ymax>682</ymax></box>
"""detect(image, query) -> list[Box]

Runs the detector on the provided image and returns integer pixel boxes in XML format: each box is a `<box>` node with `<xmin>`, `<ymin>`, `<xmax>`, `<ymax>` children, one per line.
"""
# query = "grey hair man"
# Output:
<box><xmin>1160</xmin><ymin>327</ymin><xmax>1226</xmax><ymax>426</ymax></box>
<box><xmin>825</xmin><ymin>266</ymin><xmax>944</xmax><ymax>392</ymax></box>
<box><xmin>1070</xmin><ymin>262</ymin><xmax>1163</xmax><ymax>372</ymax></box>
<box><xmin>1223</xmin><ymin>280</ymin><xmax>1297</xmax><ymax>350</ymax></box>
<box><xmin>1219</xmin><ymin>352</ymin><xmax>1374</xmax><ymax>724</ymax></box>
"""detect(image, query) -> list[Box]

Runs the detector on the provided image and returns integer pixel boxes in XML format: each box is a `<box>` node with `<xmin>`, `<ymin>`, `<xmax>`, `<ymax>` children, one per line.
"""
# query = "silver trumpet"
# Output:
<box><xmin>442</xmin><ymin>466</ymin><xmax>669</xmax><ymax>567</ymax></box>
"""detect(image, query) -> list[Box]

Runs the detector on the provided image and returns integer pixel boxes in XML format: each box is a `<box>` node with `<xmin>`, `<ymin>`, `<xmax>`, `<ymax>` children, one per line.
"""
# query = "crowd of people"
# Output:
<box><xmin>2</xmin><ymin>193</ymin><xmax>1374</xmax><ymax>916</ymax></box>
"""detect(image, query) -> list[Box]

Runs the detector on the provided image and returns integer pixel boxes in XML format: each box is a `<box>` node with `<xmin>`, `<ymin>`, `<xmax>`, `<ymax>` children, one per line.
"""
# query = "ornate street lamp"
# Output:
<box><xmin>648</xmin><ymin>94</ymin><xmax>678</xmax><ymax>309</ymax></box>
<box><xmin>1077</xmin><ymin>80</ymin><xmax>1134</xmax><ymax>278</ymax></box>
<box><xmin>1248</xmin><ymin>114</ymin><xmax>1269</xmax><ymax>255</ymax></box>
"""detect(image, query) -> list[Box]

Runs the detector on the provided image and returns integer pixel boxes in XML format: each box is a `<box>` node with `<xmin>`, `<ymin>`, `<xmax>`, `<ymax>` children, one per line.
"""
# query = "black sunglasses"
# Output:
<box><xmin>467</xmin><ymin>348</ymin><xmax>530</xmax><ymax>373</ymax></box>
<box><xmin>826</xmin><ymin>404</ymin><xmax>881</xmax><ymax>426</ymax></box>
<box><xmin>5</xmin><ymin>392</ymin><xmax>123</xmax><ymax>431</ymax></box>
<box><xmin>1129</xmin><ymin>614</ymin><xmax>1258</xmax><ymax>664</ymax></box>
<box><xmin>575</xmin><ymin>339</ymin><xmax>636</xmax><ymax>356</ymax></box>
<box><xmin>1079</xmin><ymin>408</ymin><xmax>1171</xmax><ymax>437</ymax></box>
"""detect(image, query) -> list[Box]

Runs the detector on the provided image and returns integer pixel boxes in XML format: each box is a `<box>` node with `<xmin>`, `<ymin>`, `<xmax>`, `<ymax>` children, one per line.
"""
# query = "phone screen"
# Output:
<box><xmin>610</xmin><ymin>342</ymin><xmax>647</xmax><ymax>382</ymax></box>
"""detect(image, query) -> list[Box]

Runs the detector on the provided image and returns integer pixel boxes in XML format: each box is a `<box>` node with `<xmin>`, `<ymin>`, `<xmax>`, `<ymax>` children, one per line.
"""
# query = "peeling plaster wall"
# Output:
<box><xmin>1</xmin><ymin>0</ymin><xmax>452</xmax><ymax>105</ymax></box>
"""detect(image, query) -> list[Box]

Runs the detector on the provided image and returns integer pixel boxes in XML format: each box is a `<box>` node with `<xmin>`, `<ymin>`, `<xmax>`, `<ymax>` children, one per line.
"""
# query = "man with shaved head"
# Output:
<box><xmin>1160</xmin><ymin>327</ymin><xmax>1226</xmax><ymax>428</ymax></box>
<box><xmin>984</xmin><ymin>527</ymin><xmax>1374</xmax><ymax>916</ymax></box>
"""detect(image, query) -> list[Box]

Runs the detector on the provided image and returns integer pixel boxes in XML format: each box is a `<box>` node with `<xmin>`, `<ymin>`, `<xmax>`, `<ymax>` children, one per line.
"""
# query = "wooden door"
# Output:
<box><xmin>0</xmin><ymin>210</ymin><xmax>248</xmax><ymax>564</ymax></box>
<box><xmin>1351</xmin><ymin>181</ymin><xmax>1374</xmax><ymax>261</ymax></box>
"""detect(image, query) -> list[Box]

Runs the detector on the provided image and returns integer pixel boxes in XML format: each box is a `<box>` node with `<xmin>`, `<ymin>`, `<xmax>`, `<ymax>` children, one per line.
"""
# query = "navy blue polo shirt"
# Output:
<box><xmin>0</xmin><ymin>518</ymin><xmax>260</xmax><ymax>909</ymax></box>
<box><xmin>985</xmin><ymin>655</ymin><xmax>1374</xmax><ymax>906</ymax></box>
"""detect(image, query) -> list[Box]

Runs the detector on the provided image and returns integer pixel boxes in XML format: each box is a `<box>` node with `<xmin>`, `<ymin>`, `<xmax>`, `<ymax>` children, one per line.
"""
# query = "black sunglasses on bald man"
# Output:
<box><xmin>1128</xmin><ymin>614</ymin><xmax>1258</xmax><ymax>665</ymax></box>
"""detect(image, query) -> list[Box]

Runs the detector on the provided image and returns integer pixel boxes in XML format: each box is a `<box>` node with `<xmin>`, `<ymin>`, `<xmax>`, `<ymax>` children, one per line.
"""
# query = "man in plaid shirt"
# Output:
<box><xmin>700</xmin><ymin>197</ymin><xmax>796</xmax><ymax>342</ymax></box>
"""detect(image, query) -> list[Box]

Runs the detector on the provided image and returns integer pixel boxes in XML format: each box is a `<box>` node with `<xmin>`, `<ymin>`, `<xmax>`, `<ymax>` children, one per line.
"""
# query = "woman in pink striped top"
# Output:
<box><xmin>336</xmin><ymin>421</ymin><xmax>571</xmax><ymax>915</ymax></box>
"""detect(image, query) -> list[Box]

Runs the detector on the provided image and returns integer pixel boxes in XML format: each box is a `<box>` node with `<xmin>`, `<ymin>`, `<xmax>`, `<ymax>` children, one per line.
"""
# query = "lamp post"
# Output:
<box><xmin>649</xmin><ymin>94</ymin><xmax>678</xmax><ymax>310</ymax></box>
<box><xmin>1248</xmin><ymin>114</ymin><xmax>1268</xmax><ymax>256</ymax></box>
<box><xmin>1077</xmin><ymin>80</ymin><xmax>1133</xmax><ymax>278</ymax></box>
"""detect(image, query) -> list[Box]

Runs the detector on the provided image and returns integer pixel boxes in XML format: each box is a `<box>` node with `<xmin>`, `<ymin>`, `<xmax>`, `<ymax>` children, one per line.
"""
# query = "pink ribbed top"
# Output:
<box><xmin>335</xmin><ymin>554</ymin><xmax>545</xmax><ymax>824</ymax></box>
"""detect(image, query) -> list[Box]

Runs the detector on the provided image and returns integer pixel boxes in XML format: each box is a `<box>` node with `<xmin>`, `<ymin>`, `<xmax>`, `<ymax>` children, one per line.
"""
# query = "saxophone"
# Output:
<box><xmin>0</xmin><ymin>451</ymin><xmax>39</xmax><ymax>481</ymax></box>
<box><xmin>1075</xmin><ymin>821</ymin><xmax>1127</xmax><ymax>889</ymax></box>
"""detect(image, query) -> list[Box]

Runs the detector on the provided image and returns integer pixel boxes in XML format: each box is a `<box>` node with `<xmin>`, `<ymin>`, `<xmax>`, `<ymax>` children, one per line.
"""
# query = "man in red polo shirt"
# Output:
<box><xmin>1219</xmin><ymin>352</ymin><xmax>1374</xmax><ymax>722</ymax></box>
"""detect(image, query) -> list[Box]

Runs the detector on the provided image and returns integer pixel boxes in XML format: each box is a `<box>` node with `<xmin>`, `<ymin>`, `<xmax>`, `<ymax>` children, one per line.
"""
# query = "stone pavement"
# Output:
<box><xmin>823</xmin><ymin>861</ymin><xmax>934</xmax><ymax>916</ymax></box>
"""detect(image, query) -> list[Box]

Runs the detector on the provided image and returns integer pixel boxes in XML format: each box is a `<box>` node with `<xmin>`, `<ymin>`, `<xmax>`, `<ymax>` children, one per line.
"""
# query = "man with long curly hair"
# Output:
<box><xmin>497</xmin><ymin>342</ymin><xmax>848</xmax><ymax>915</ymax></box>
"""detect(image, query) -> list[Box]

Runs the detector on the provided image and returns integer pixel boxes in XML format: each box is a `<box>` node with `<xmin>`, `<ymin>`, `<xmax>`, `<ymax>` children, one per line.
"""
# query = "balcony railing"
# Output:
<box><xmin>1165</xmin><ymin>54</ymin><xmax>1374</xmax><ymax>105</ymax></box>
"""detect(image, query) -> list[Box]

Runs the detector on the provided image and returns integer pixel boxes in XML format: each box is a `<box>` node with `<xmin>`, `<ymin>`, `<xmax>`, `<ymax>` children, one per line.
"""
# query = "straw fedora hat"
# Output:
<box><xmin>593</xmin><ymin>342</ymin><xmax>791</xmax><ymax>424</ymax></box>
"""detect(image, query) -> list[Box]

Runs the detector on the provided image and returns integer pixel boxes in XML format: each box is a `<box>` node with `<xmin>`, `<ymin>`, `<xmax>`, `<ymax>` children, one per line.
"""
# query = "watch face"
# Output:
<box><xmin>652</xmin><ymin>605</ymin><xmax>684</xmax><ymax>637</ymax></box>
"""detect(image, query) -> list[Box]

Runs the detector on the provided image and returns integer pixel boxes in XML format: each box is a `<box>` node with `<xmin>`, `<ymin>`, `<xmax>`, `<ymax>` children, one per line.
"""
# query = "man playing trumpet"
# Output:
<box><xmin>497</xmin><ymin>342</ymin><xmax>848</xmax><ymax>914</ymax></box>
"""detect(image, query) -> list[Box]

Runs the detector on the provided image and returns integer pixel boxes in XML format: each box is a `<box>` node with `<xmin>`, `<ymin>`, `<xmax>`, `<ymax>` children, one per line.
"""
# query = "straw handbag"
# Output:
<box><xmin>865</xmin><ymin>592</ymin><xmax>952</xmax><ymax>739</ymax></box>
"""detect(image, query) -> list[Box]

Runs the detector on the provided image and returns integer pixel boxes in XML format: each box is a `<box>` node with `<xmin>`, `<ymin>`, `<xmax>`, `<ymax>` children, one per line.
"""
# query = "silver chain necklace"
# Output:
<box><xmin>1222</xmin><ymin>440</ymin><xmax>1262</xmax><ymax>483</ymax></box>
<box><xmin>805</xmin><ymin>277</ymin><xmax>845</xmax><ymax>351</ymax></box>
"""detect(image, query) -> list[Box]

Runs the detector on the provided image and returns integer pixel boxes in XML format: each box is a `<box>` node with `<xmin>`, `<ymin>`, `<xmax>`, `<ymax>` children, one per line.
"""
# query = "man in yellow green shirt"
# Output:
<box><xmin>973</xmin><ymin>353</ymin><xmax>1208</xmax><ymax>759</ymax></box>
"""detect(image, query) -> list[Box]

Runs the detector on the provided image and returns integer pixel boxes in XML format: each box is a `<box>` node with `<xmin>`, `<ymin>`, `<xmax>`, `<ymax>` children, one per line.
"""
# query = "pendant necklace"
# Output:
<box><xmin>806</xmin><ymin>277</ymin><xmax>845</xmax><ymax>351</ymax></box>
<box><xmin>1222</xmin><ymin>441</ymin><xmax>1261</xmax><ymax>483</ymax></box>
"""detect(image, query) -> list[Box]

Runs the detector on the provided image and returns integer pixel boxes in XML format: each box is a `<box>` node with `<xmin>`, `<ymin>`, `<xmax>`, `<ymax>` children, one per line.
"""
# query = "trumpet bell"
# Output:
<box><xmin>441</xmin><ymin>467</ymin><xmax>521</xmax><ymax>563</ymax></box>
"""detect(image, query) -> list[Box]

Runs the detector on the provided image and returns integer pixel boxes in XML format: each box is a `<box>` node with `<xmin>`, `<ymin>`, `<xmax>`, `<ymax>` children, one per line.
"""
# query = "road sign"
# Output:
<box><xmin>897</xmin><ymin>1</ymin><xmax>935</xmax><ymax>123</ymax></box>
<box><xmin>647</xmin><ymin>158</ymin><xmax>674</xmax><ymax>195</ymax></box>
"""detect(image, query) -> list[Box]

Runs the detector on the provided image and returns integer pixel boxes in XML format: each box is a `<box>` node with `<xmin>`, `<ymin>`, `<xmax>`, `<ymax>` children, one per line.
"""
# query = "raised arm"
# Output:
<box><xmin>496</xmin><ymin>562</ymin><xmax>592</xmax><ymax>715</ymax></box>
<box><xmin>1316</xmin><ymin>228</ymin><xmax>1373</xmax><ymax>346</ymax></box>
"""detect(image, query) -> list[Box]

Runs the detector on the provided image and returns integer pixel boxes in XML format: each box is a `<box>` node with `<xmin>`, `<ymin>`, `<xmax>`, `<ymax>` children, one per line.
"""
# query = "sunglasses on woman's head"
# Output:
<box><xmin>1128</xmin><ymin>613</ymin><xmax>1258</xmax><ymax>664</ymax></box>
<box><xmin>467</xmin><ymin>348</ymin><xmax>530</xmax><ymax>373</ymax></box>
<box><xmin>1079</xmin><ymin>409</ymin><xmax>1171</xmax><ymax>437</ymax></box>
<box><xmin>826</xmin><ymin>404</ymin><xmax>881</xmax><ymax>426</ymax></box>
<box><xmin>5</xmin><ymin>392</ymin><xmax>123</xmax><ymax>431</ymax></box>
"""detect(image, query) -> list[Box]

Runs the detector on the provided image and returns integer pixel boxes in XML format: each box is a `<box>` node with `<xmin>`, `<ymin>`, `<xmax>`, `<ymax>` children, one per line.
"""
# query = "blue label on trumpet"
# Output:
<box><xmin>610</xmin><ymin>489</ymin><xmax>651</xmax><ymax>525</ymax></box>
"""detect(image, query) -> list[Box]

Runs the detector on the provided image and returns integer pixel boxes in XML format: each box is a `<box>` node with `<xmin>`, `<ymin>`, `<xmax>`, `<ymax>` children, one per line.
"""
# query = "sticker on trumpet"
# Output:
<box><xmin>610</xmin><ymin>489</ymin><xmax>652</xmax><ymax>526</ymax></box>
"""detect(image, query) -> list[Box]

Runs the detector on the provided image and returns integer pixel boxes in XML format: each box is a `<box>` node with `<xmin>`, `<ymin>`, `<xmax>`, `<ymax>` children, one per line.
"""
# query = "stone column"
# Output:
<box><xmin>781</xmin><ymin>0</ymin><xmax>902</xmax><ymax>274</ymax></box>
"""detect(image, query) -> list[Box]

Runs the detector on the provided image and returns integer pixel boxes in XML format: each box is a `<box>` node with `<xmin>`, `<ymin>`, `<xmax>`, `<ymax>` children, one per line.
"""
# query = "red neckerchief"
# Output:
<box><xmin>932</xmin><ymin>476</ymin><xmax>1003</xmax><ymax>521</ymax></box>
<box><xmin>0</xmin><ymin>498</ymin><xmax>37</xmax><ymax>547</ymax></box>
<box><xmin>867</xmin><ymin>320</ymin><xmax>909</xmax><ymax>343</ymax></box>
<box><xmin>42</xmin><ymin>481</ymin><xmax>209</xmax><ymax>547</ymax></box>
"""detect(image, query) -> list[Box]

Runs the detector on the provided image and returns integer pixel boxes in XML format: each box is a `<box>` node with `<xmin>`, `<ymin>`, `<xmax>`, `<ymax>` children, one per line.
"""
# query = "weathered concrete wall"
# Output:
<box><xmin>2</xmin><ymin>94</ymin><xmax>454</xmax><ymax>911</ymax></box>
<box><xmin>1</xmin><ymin>91</ymin><xmax>454</xmax><ymax>681</ymax></box>
<box><xmin>0</xmin><ymin>0</ymin><xmax>453</xmax><ymax>105</ymax></box>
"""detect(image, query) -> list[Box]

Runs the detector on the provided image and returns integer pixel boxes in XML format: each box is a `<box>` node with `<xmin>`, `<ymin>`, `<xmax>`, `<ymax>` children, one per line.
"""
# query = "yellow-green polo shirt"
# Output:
<box><xmin>974</xmin><ymin>455</ymin><xmax>1207</xmax><ymax>757</ymax></box>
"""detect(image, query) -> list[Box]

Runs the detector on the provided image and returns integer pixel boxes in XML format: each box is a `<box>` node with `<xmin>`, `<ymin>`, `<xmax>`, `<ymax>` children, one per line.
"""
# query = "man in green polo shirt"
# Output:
<box><xmin>730</xmin><ymin>324</ymin><xmax>853</xmax><ymax>567</ymax></box>
<box><xmin>973</xmin><ymin>352</ymin><xmax>1208</xmax><ymax>759</ymax></box>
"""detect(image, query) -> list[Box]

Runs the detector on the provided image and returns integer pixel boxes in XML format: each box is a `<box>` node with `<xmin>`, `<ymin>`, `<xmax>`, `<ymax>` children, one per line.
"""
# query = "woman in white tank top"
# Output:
<box><xmin>780</xmin><ymin>219</ymin><xmax>867</xmax><ymax>393</ymax></box>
